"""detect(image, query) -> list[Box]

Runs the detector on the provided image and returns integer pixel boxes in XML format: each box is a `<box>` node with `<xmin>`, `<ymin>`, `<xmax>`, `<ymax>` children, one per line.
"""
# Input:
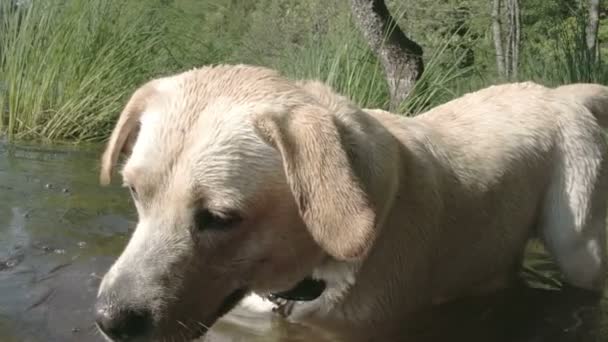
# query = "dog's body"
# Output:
<box><xmin>248</xmin><ymin>80</ymin><xmax>608</xmax><ymax>337</ymax></box>
<box><xmin>95</xmin><ymin>65</ymin><xmax>608</xmax><ymax>342</ymax></box>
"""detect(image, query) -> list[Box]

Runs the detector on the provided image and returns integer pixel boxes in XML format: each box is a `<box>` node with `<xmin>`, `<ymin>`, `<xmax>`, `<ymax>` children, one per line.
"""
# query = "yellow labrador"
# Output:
<box><xmin>94</xmin><ymin>64</ymin><xmax>608</xmax><ymax>342</ymax></box>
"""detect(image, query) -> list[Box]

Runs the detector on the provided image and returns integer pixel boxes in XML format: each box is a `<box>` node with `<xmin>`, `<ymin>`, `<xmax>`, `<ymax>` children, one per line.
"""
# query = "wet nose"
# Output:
<box><xmin>95</xmin><ymin>302</ymin><xmax>152</xmax><ymax>340</ymax></box>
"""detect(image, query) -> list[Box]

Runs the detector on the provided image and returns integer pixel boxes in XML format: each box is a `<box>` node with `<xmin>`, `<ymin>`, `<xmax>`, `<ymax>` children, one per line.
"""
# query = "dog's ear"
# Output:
<box><xmin>99</xmin><ymin>84</ymin><xmax>157</xmax><ymax>185</ymax></box>
<box><xmin>253</xmin><ymin>105</ymin><xmax>376</xmax><ymax>261</ymax></box>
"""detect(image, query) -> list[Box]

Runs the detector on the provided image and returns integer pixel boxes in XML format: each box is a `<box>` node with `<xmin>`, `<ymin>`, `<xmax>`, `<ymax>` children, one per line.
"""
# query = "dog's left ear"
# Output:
<box><xmin>253</xmin><ymin>105</ymin><xmax>376</xmax><ymax>261</ymax></box>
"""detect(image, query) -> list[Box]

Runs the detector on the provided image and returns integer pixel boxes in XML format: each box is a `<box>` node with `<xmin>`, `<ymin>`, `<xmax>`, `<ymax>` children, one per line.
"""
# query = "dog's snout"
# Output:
<box><xmin>95</xmin><ymin>302</ymin><xmax>152</xmax><ymax>341</ymax></box>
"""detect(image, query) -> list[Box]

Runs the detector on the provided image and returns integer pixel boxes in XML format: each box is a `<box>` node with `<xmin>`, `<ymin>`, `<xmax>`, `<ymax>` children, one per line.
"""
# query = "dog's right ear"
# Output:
<box><xmin>99</xmin><ymin>84</ymin><xmax>157</xmax><ymax>185</ymax></box>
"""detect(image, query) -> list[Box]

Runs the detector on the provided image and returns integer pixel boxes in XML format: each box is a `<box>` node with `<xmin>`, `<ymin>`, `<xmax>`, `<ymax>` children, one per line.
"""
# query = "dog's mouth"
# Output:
<box><xmin>215</xmin><ymin>288</ymin><xmax>249</xmax><ymax>319</ymax></box>
<box><xmin>269</xmin><ymin>277</ymin><xmax>327</xmax><ymax>301</ymax></box>
<box><xmin>183</xmin><ymin>279</ymin><xmax>326</xmax><ymax>340</ymax></box>
<box><xmin>186</xmin><ymin>287</ymin><xmax>248</xmax><ymax>340</ymax></box>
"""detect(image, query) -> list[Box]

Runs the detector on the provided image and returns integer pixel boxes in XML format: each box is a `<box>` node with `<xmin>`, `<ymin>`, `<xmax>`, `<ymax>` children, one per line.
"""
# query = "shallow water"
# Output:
<box><xmin>0</xmin><ymin>141</ymin><xmax>607</xmax><ymax>342</ymax></box>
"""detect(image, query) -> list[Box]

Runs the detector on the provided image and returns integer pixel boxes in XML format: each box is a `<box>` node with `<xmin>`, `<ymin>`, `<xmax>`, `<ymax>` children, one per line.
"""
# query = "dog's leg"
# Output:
<box><xmin>540</xmin><ymin>123</ymin><xmax>607</xmax><ymax>292</ymax></box>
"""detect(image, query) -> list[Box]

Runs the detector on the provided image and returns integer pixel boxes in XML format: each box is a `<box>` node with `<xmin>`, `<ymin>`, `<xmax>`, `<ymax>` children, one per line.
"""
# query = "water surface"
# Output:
<box><xmin>0</xmin><ymin>141</ymin><xmax>606</xmax><ymax>342</ymax></box>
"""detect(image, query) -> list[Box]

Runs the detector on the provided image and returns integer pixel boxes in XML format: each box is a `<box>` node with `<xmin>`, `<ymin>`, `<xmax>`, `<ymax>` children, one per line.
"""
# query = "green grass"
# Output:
<box><xmin>268</xmin><ymin>14</ymin><xmax>479</xmax><ymax>116</ymax></box>
<box><xmin>521</xmin><ymin>13</ymin><xmax>608</xmax><ymax>86</ymax></box>
<box><xmin>0</xmin><ymin>0</ymin><xmax>202</xmax><ymax>142</ymax></box>
<box><xmin>270</xmin><ymin>14</ymin><xmax>390</xmax><ymax>111</ymax></box>
<box><xmin>0</xmin><ymin>0</ymin><xmax>607</xmax><ymax>143</ymax></box>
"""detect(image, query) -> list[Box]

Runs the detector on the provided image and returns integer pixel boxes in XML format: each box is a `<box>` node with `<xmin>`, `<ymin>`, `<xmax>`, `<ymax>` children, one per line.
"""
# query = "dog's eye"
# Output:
<box><xmin>195</xmin><ymin>209</ymin><xmax>242</xmax><ymax>231</ymax></box>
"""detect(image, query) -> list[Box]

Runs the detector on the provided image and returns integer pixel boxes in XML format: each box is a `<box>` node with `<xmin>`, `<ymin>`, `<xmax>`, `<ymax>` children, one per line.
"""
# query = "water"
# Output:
<box><xmin>0</xmin><ymin>141</ymin><xmax>606</xmax><ymax>342</ymax></box>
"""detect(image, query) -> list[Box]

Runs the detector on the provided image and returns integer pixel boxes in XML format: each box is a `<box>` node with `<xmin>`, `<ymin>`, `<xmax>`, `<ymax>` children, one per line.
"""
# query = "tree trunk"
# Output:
<box><xmin>507</xmin><ymin>0</ymin><xmax>520</xmax><ymax>78</ymax></box>
<box><xmin>586</xmin><ymin>0</ymin><xmax>600</xmax><ymax>60</ymax></box>
<box><xmin>493</xmin><ymin>0</ymin><xmax>520</xmax><ymax>79</ymax></box>
<box><xmin>491</xmin><ymin>0</ymin><xmax>506</xmax><ymax>78</ymax></box>
<box><xmin>350</xmin><ymin>0</ymin><xmax>424</xmax><ymax>110</ymax></box>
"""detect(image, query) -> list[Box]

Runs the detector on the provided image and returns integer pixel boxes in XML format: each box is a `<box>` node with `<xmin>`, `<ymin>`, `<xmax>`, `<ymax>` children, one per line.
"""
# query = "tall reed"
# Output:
<box><xmin>0</xmin><ymin>0</ymin><xmax>183</xmax><ymax>142</ymax></box>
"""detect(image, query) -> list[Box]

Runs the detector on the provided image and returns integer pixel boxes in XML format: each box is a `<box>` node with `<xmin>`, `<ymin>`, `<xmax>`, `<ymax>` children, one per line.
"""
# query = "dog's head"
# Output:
<box><xmin>94</xmin><ymin>65</ymin><xmax>395</xmax><ymax>341</ymax></box>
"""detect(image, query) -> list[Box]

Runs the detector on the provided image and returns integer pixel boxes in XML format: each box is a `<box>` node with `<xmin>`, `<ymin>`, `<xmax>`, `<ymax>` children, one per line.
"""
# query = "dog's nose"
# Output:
<box><xmin>95</xmin><ymin>303</ymin><xmax>152</xmax><ymax>340</ymax></box>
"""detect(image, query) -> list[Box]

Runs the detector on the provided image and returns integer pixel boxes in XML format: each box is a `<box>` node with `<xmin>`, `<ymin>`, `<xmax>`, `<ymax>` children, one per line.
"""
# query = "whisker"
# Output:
<box><xmin>176</xmin><ymin>320</ymin><xmax>189</xmax><ymax>330</ymax></box>
<box><xmin>196</xmin><ymin>321</ymin><xmax>211</xmax><ymax>330</ymax></box>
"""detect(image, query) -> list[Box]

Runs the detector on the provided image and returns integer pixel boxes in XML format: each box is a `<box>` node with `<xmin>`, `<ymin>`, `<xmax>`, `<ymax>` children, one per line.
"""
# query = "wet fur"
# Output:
<box><xmin>97</xmin><ymin>65</ymin><xmax>608</xmax><ymax>341</ymax></box>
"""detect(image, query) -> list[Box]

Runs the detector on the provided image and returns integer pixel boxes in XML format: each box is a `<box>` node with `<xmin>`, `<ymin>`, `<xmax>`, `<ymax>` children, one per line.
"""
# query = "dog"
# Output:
<box><xmin>94</xmin><ymin>64</ymin><xmax>608</xmax><ymax>341</ymax></box>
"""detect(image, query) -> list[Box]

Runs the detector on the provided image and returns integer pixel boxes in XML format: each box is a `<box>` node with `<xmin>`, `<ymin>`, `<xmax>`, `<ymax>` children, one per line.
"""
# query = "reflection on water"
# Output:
<box><xmin>0</xmin><ymin>141</ymin><xmax>606</xmax><ymax>342</ymax></box>
<box><xmin>0</xmin><ymin>141</ymin><xmax>133</xmax><ymax>342</ymax></box>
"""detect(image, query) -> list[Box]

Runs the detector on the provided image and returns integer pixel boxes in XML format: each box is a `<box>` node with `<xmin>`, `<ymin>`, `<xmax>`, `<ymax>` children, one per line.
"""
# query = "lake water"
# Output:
<box><xmin>0</xmin><ymin>140</ymin><xmax>607</xmax><ymax>342</ymax></box>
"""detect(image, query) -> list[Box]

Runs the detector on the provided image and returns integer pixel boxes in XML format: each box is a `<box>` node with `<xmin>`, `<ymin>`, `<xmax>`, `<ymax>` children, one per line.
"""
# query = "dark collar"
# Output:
<box><xmin>269</xmin><ymin>277</ymin><xmax>326</xmax><ymax>302</ymax></box>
